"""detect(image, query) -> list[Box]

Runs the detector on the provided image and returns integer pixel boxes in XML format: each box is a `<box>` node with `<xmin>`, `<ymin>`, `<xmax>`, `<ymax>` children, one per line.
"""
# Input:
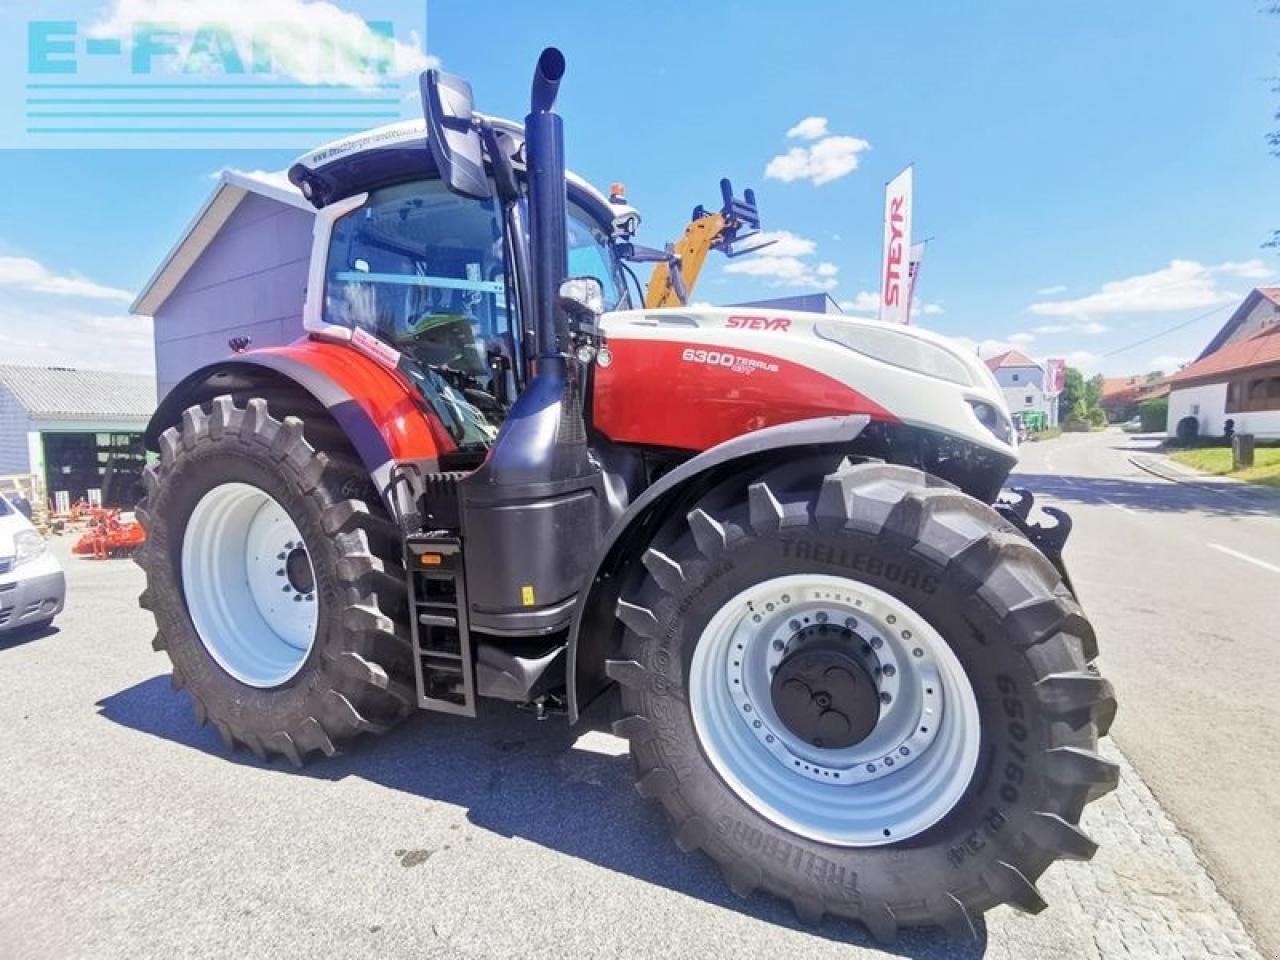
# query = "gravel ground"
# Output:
<box><xmin>0</xmin><ymin>538</ymin><xmax>1263</xmax><ymax>959</ymax></box>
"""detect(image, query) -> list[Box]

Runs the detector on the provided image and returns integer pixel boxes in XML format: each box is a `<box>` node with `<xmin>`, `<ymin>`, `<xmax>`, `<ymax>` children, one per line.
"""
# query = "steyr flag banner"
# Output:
<box><xmin>1044</xmin><ymin>358</ymin><xmax>1066</xmax><ymax>395</ymax></box>
<box><xmin>904</xmin><ymin>241</ymin><xmax>927</xmax><ymax>324</ymax></box>
<box><xmin>879</xmin><ymin>166</ymin><xmax>913</xmax><ymax>325</ymax></box>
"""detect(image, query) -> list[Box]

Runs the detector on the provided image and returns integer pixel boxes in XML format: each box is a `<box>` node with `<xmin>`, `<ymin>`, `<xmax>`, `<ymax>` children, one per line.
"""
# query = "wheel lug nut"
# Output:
<box><xmin>883</xmin><ymin>665</ymin><xmax>896</xmax><ymax>677</ymax></box>
<box><xmin>870</xmin><ymin>636</ymin><xmax>883</xmax><ymax>649</ymax></box>
<box><xmin>773</xmin><ymin>639</ymin><xmax>784</xmax><ymax>651</ymax></box>
<box><xmin>880</xmin><ymin>691</ymin><xmax>892</xmax><ymax>704</ymax></box>
<box><xmin>275</xmin><ymin>568</ymin><xmax>285</xmax><ymax>577</ymax></box>
<box><xmin>913</xmin><ymin>648</ymin><xmax>924</xmax><ymax>658</ymax></box>
<box><xmin>815</xmin><ymin>612</ymin><xmax>828</xmax><ymax>623</ymax></box>
<box><xmin>845</xmin><ymin>617</ymin><xmax>857</xmax><ymax>629</ymax></box>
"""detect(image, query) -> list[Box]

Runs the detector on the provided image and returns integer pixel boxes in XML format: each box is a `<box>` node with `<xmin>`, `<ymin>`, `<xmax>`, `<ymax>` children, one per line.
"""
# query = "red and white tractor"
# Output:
<box><xmin>137</xmin><ymin>49</ymin><xmax>1116</xmax><ymax>939</ymax></box>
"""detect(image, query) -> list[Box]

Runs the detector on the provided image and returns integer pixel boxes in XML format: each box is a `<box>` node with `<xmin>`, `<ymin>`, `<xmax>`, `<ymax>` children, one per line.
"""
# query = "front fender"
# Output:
<box><xmin>565</xmin><ymin>413</ymin><xmax>870</xmax><ymax>722</ymax></box>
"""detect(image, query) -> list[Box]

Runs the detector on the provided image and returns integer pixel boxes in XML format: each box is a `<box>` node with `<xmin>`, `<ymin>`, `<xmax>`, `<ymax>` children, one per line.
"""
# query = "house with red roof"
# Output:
<box><xmin>984</xmin><ymin>349</ymin><xmax>1058</xmax><ymax>429</ymax></box>
<box><xmin>1166</xmin><ymin>288</ymin><xmax>1280</xmax><ymax>439</ymax></box>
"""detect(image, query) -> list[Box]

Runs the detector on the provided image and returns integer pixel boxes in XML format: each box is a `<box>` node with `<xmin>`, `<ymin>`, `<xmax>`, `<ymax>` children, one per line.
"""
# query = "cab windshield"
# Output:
<box><xmin>325</xmin><ymin>180</ymin><xmax>515</xmax><ymax>450</ymax></box>
<box><xmin>324</xmin><ymin>179</ymin><xmax>625</xmax><ymax>450</ymax></box>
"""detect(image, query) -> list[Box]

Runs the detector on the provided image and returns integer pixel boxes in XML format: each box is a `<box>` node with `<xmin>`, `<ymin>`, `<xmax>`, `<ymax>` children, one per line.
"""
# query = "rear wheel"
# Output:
<box><xmin>137</xmin><ymin>395</ymin><xmax>415</xmax><ymax>764</ymax></box>
<box><xmin>609</xmin><ymin>459</ymin><xmax>1117</xmax><ymax>940</ymax></box>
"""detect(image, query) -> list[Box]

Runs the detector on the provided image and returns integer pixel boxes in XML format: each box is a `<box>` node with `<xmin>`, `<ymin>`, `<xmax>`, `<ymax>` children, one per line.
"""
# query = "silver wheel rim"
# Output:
<box><xmin>181</xmin><ymin>482</ymin><xmax>319</xmax><ymax>688</ymax></box>
<box><xmin>689</xmin><ymin>573</ymin><xmax>980</xmax><ymax>846</ymax></box>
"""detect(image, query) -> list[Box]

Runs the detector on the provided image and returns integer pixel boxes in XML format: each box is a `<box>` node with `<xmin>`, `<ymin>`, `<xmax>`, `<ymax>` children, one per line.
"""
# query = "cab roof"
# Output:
<box><xmin>287</xmin><ymin>115</ymin><xmax>636</xmax><ymax>230</ymax></box>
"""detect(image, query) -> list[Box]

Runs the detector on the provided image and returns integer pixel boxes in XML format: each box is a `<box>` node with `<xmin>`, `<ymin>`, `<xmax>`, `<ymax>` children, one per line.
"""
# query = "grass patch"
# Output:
<box><xmin>1169</xmin><ymin>447</ymin><xmax>1280</xmax><ymax>488</ymax></box>
<box><xmin>1026</xmin><ymin>427</ymin><xmax>1062</xmax><ymax>441</ymax></box>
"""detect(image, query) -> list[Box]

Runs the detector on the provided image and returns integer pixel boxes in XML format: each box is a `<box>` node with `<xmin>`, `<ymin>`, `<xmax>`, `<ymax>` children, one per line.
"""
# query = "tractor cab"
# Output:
<box><xmin>289</xmin><ymin>115</ymin><xmax>635</xmax><ymax>462</ymax></box>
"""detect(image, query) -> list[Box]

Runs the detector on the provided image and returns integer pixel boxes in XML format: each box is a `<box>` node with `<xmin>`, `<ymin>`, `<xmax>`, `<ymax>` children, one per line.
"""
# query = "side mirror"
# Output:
<box><xmin>558</xmin><ymin>277</ymin><xmax>601</xmax><ymax>350</ymax></box>
<box><xmin>421</xmin><ymin>68</ymin><xmax>492</xmax><ymax>200</ymax></box>
<box><xmin>559</xmin><ymin>276</ymin><xmax>604</xmax><ymax>318</ymax></box>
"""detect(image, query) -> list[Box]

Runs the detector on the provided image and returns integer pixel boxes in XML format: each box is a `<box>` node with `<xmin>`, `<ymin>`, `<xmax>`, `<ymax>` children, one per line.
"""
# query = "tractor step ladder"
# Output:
<box><xmin>404</xmin><ymin>534</ymin><xmax>477</xmax><ymax>717</ymax></box>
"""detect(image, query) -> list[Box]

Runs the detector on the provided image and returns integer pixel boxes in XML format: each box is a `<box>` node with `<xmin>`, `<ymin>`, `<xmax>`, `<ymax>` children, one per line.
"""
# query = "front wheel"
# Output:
<box><xmin>609</xmin><ymin>459</ymin><xmax>1117</xmax><ymax>940</ymax></box>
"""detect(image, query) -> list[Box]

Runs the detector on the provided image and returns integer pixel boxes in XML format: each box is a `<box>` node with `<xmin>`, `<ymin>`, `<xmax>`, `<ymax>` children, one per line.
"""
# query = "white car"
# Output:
<box><xmin>0</xmin><ymin>493</ymin><xmax>65</xmax><ymax>635</ymax></box>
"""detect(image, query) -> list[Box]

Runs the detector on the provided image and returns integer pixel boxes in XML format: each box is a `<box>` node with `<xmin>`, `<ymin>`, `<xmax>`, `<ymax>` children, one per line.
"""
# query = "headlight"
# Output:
<box><xmin>14</xmin><ymin>529</ymin><xmax>46</xmax><ymax>566</ymax></box>
<box><xmin>815</xmin><ymin>321</ymin><xmax>974</xmax><ymax>386</ymax></box>
<box><xmin>967</xmin><ymin>399</ymin><xmax>1014</xmax><ymax>446</ymax></box>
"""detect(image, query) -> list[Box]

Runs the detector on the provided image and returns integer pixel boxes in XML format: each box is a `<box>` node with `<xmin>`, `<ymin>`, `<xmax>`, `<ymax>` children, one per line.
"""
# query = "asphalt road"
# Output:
<box><xmin>0</xmin><ymin>461</ymin><xmax>1265</xmax><ymax>960</ymax></box>
<box><xmin>1013</xmin><ymin>428</ymin><xmax>1280</xmax><ymax>959</ymax></box>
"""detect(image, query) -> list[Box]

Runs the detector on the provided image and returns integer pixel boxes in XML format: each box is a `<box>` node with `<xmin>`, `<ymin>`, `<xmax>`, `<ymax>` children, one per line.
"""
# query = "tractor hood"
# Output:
<box><xmin>593</xmin><ymin>306</ymin><xmax>1017</xmax><ymax>460</ymax></box>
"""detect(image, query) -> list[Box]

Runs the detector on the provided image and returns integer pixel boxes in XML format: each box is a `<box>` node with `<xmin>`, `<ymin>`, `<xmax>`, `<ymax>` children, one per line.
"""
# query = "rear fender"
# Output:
<box><xmin>145</xmin><ymin>340</ymin><xmax>451</xmax><ymax>513</ymax></box>
<box><xmin>565</xmin><ymin>414</ymin><xmax>870</xmax><ymax>722</ymax></box>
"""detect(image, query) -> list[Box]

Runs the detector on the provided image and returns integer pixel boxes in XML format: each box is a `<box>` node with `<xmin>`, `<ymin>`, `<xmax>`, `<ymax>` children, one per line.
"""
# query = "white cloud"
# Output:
<box><xmin>838</xmin><ymin>291</ymin><xmax>880</xmax><ymax>316</ymax></box>
<box><xmin>723</xmin><ymin>230</ymin><xmax>838</xmax><ymax>290</ymax></box>
<box><xmin>1216</xmin><ymin>260</ymin><xmax>1273</xmax><ymax>279</ymax></box>
<box><xmin>1009</xmin><ymin>331</ymin><xmax>1036</xmax><ymax>346</ymax></box>
<box><xmin>0</xmin><ymin>303</ymin><xmax>153</xmax><ymax>374</ymax></box>
<box><xmin>766</xmin><ymin>135</ymin><xmax>870</xmax><ymax>186</ymax></box>
<box><xmin>1032</xmin><ymin>320</ymin><xmax>1109</xmax><ymax>335</ymax></box>
<box><xmin>1065</xmin><ymin>350</ymin><xmax>1100</xmax><ymax>371</ymax></box>
<box><xmin>1037</xmin><ymin>284</ymin><xmax>1068</xmax><ymax>296</ymax></box>
<box><xmin>1148</xmin><ymin>354</ymin><xmax>1188</xmax><ymax>372</ymax></box>
<box><xmin>90</xmin><ymin>0</ymin><xmax>435</xmax><ymax>88</ymax></box>
<box><xmin>837</xmin><ymin>291</ymin><xmax>941</xmax><ymax>319</ymax></box>
<box><xmin>751</xmin><ymin>230</ymin><xmax>816</xmax><ymax>258</ymax></box>
<box><xmin>0</xmin><ymin>256</ymin><xmax>134</xmax><ymax>302</ymax></box>
<box><xmin>1029</xmin><ymin>259</ymin><xmax>1274</xmax><ymax>318</ymax></box>
<box><xmin>786</xmin><ymin>116</ymin><xmax>830</xmax><ymax>140</ymax></box>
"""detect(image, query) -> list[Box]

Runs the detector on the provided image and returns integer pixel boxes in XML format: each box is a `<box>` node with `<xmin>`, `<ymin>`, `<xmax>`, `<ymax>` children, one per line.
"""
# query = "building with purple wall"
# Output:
<box><xmin>131</xmin><ymin>171</ymin><xmax>315</xmax><ymax>400</ymax></box>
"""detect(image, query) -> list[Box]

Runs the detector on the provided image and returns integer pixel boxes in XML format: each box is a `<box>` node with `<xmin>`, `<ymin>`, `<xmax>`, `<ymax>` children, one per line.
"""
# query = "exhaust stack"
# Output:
<box><xmin>459</xmin><ymin>48</ymin><xmax>604</xmax><ymax>637</ymax></box>
<box><xmin>525</xmin><ymin>48</ymin><xmax>569</xmax><ymax>360</ymax></box>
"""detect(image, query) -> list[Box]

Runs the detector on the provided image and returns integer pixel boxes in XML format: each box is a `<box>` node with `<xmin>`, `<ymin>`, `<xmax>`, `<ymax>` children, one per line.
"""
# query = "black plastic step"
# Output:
<box><xmin>404</xmin><ymin>535</ymin><xmax>476</xmax><ymax>717</ymax></box>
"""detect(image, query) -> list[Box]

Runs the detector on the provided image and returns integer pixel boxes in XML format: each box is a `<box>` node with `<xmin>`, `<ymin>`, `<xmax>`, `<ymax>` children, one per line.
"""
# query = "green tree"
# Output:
<box><xmin>1058</xmin><ymin>366</ymin><xmax>1085</xmax><ymax>423</ymax></box>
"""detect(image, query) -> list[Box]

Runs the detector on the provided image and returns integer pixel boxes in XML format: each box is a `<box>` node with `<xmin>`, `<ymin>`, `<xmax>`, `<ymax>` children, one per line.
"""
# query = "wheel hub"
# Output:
<box><xmin>692</xmin><ymin>574</ymin><xmax>982</xmax><ymax>846</ymax></box>
<box><xmin>283</xmin><ymin>545</ymin><xmax>315</xmax><ymax>596</ymax></box>
<box><xmin>771</xmin><ymin>638</ymin><xmax>879</xmax><ymax>749</ymax></box>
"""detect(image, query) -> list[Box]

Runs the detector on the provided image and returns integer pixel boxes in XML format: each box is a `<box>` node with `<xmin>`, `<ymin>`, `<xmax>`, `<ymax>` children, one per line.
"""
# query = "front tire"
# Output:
<box><xmin>609</xmin><ymin>459</ymin><xmax>1117</xmax><ymax>940</ymax></box>
<box><xmin>137</xmin><ymin>396</ymin><xmax>415</xmax><ymax>765</ymax></box>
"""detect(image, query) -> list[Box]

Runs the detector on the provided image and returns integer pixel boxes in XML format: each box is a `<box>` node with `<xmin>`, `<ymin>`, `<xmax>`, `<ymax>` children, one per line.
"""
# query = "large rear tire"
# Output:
<box><xmin>137</xmin><ymin>396</ymin><xmax>415</xmax><ymax>765</ymax></box>
<box><xmin>609</xmin><ymin>458</ymin><xmax>1117</xmax><ymax>940</ymax></box>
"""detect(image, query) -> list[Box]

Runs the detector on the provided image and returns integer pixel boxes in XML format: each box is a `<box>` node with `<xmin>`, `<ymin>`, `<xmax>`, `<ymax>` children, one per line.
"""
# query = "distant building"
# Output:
<box><xmin>131</xmin><ymin>170</ymin><xmax>314</xmax><ymax>400</ymax></box>
<box><xmin>1100</xmin><ymin>376</ymin><xmax>1146</xmax><ymax>420</ymax></box>
<box><xmin>1167</xmin><ymin>288</ymin><xmax>1280</xmax><ymax>439</ymax></box>
<box><xmin>985</xmin><ymin>349</ymin><xmax>1058</xmax><ymax>429</ymax></box>
<box><xmin>728</xmin><ymin>293</ymin><xmax>844</xmax><ymax>314</ymax></box>
<box><xmin>1101</xmin><ymin>375</ymin><xmax>1170</xmax><ymax>421</ymax></box>
<box><xmin>0</xmin><ymin>365</ymin><xmax>156</xmax><ymax>506</ymax></box>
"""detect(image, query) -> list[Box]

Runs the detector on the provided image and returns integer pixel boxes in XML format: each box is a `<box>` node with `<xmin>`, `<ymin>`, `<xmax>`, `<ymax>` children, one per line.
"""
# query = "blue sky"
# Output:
<box><xmin>0</xmin><ymin>0</ymin><xmax>1277</xmax><ymax>377</ymax></box>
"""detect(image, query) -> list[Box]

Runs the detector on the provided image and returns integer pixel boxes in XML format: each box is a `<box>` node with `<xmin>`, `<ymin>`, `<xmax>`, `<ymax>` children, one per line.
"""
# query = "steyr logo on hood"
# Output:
<box><xmin>726</xmin><ymin>315</ymin><xmax>791</xmax><ymax>333</ymax></box>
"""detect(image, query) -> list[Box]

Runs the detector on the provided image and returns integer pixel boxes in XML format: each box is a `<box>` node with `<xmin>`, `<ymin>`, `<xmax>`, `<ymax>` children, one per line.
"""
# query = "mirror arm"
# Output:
<box><xmin>480</xmin><ymin>122</ymin><xmax>521</xmax><ymax>204</ymax></box>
